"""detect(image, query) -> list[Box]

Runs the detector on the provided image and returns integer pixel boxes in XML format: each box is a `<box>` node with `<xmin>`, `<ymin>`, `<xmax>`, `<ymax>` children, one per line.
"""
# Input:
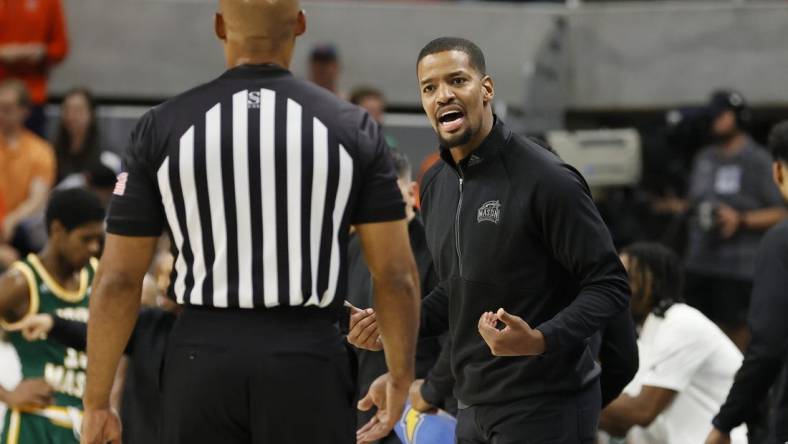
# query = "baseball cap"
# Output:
<box><xmin>393</xmin><ymin>404</ymin><xmax>456</xmax><ymax>444</ymax></box>
<box><xmin>707</xmin><ymin>89</ymin><xmax>749</xmax><ymax>122</ymax></box>
<box><xmin>310</xmin><ymin>43</ymin><xmax>339</xmax><ymax>62</ymax></box>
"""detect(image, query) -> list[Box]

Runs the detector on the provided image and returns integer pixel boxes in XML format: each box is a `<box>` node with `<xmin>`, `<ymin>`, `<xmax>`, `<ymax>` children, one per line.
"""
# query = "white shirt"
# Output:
<box><xmin>0</xmin><ymin>340</ymin><xmax>21</xmax><ymax>434</ymax></box>
<box><xmin>623</xmin><ymin>303</ymin><xmax>747</xmax><ymax>444</ymax></box>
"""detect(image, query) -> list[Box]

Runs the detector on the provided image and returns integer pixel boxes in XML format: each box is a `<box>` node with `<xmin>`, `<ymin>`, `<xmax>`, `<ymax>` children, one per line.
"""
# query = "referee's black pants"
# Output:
<box><xmin>159</xmin><ymin>306</ymin><xmax>356</xmax><ymax>444</ymax></box>
<box><xmin>455</xmin><ymin>381</ymin><xmax>600</xmax><ymax>444</ymax></box>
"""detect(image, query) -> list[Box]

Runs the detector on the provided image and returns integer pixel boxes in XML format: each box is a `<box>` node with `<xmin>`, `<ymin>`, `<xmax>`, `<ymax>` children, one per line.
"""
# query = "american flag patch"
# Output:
<box><xmin>113</xmin><ymin>172</ymin><xmax>128</xmax><ymax>196</ymax></box>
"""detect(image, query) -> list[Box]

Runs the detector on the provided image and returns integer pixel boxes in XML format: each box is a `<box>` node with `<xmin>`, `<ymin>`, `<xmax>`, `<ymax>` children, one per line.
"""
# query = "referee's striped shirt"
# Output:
<box><xmin>105</xmin><ymin>64</ymin><xmax>405</xmax><ymax>310</ymax></box>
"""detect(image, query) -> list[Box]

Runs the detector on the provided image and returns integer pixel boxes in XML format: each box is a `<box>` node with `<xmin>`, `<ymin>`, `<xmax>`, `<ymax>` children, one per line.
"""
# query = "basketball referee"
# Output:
<box><xmin>80</xmin><ymin>1</ymin><xmax>420</xmax><ymax>443</ymax></box>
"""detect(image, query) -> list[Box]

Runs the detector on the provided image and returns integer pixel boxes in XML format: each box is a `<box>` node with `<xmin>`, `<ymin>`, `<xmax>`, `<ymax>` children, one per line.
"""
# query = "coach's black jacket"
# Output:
<box><xmin>418</xmin><ymin>117</ymin><xmax>630</xmax><ymax>406</ymax></box>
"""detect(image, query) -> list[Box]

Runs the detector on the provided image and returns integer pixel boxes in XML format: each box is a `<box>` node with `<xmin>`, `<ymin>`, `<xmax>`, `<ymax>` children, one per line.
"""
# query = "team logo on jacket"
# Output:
<box><xmin>477</xmin><ymin>200</ymin><xmax>501</xmax><ymax>224</ymax></box>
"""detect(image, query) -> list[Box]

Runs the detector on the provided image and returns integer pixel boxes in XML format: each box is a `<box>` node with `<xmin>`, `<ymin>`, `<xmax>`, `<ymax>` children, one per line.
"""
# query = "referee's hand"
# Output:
<box><xmin>80</xmin><ymin>408</ymin><xmax>122</xmax><ymax>444</ymax></box>
<box><xmin>356</xmin><ymin>372</ymin><xmax>410</xmax><ymax>444</ymax></box>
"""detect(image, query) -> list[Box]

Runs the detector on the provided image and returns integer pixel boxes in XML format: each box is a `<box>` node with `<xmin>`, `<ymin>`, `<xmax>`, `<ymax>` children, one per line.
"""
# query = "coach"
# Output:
<box><xmin>418</xmin><ymin>37</ymin><xmax>629</xmax><ymax>442</ymax></box>
<box><xmin>357</xmin><ymin>37</ymin><xmax>631</xmax><ymax>444</ymax></box>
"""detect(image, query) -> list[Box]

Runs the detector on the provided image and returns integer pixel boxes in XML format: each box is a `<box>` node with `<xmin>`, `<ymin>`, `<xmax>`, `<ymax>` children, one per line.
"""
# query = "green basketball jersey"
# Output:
<box><xmin>0</xmin><ymin>254</ymin><xmax>97</xmax><ymax>410</ymax></box>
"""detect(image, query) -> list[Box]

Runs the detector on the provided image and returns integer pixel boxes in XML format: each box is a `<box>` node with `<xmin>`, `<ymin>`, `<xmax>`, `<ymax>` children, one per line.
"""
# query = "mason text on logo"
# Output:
<box><xmin>477</xmin><ymin>200</ymin><xmax>501</xmax><ymax>224</ymax></box>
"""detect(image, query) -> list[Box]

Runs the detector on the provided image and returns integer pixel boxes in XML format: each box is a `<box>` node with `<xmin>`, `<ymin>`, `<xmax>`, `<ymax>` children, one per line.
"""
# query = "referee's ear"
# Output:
<box><xmin>295</xmin><ymin>9</ymin><xmax>306</xmax><ymax>37</ymax></box>
<box><xmin>214</xmin><ymin>13</ymin><xmax>227</xmax><ymax>42</ymax></box>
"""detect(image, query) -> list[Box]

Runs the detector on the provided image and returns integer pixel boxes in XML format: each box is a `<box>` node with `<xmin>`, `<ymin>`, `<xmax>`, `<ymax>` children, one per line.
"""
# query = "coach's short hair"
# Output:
<box><xmin>768</xmin><ymin>120</ymin><xmax>788</xmax><ymax>164</ymax></box>
<box><xmin>417</xmin><ymin>37</ymin><xmax>486</xmax><ymax>75</ymax></box>
<box><xmin>46</xmin><ymin>188</ymin><xmax>105</xmax><ymax>233</ymax></box>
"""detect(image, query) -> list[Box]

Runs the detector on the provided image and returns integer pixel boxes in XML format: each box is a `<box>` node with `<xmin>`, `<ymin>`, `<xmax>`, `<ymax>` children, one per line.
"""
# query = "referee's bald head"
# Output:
<box><xmin>215</xmin><ymin>0</ymin><xmax>305</xmax><ymax>67</ymax></box>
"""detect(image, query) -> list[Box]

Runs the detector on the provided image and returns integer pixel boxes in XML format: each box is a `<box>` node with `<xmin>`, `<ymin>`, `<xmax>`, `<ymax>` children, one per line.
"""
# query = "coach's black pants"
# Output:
<box><xmin>455</xmin><ymin>381</ymin><xmax>600</xmax><ymax>444</ymax></box>
<box><xmin>159</xmin><ymin>306</ymin><xmax>356</xmax><ymax>444</ymax></box>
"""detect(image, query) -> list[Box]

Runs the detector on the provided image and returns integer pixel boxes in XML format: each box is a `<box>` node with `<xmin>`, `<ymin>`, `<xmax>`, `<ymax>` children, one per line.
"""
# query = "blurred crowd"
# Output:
<box><xmin>1</xmin><ymin>1</ymin><xmax>788</xmax><ymax>444</ymax></box>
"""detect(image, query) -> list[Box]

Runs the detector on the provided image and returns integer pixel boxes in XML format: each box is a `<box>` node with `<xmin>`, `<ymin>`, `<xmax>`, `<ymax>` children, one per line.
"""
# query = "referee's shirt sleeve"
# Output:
<box><xmin>105</xmin><ymin>110</ymin><xmax>166</xmax><ymax>237</ymax></box>
<box><xmin>351</xmin><ymin>113</ymin><xmax>406</xmax><ymax>224</ymax></box>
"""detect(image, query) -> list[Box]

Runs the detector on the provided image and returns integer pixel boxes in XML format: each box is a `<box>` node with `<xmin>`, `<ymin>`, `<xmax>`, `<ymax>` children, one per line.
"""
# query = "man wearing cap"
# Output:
<box><xmin>309</xmin><ymin>43</ymin><xmax>345</xmax><ymax>98</ymax></box>
<box><xmin>680</xmin><ymin>90</ymin><xmax>787</xmax><ymax>351</ymax></box>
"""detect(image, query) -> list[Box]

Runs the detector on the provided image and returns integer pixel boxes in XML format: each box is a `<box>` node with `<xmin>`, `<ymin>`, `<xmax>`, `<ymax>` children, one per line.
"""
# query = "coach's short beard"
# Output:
<box><xmin>439</xmin><ymin>128</ymin><xmax>473</xmax><ymax>150</ymax></box>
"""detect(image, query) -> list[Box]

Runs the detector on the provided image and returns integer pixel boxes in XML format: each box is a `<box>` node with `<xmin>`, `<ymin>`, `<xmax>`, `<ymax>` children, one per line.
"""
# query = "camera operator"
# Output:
<box><xmin>659</xmin><ymin>90</ymin><xmax>787</xmax><ymax>352</ymax></box>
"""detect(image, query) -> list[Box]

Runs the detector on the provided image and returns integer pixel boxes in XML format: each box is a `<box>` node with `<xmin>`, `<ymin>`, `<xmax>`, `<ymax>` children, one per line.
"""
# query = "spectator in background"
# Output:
<box><xmin>601</xmin><ymin>242</ymin><xmax>747</xmax><ymax>444</ymax></box>
<box><xmin>350</xmin><ymin>86</ymin><xmax>398</xmax><ymax>149</ymax></box>
<box><xmin>53</xmin><ymin>88</ymin><xmax>116</xmax><ymax>183</ymax></box>
<box><xmin>0</xmin><ymin>79</ymin><xmax>55</xmax><ymax>257</ymax></box>
<box><xmin>686</xmin><ymin>91</ymin><xmax>787</xmax><ymax>350</ymax></box>
<box><xmin>0</xmin><ymin>0</ymin><xmax>68</xmax><ymax>137</ymax></box>
<box><xmin>350</xmin><ymin>86</ymin><xmax>385</xmax><ymax>123</ymax></box>
<box><xmin>309</xmin><ymin>43</ymin><xmax>344</xmax><ymax>97</ymax></box>
<box><xmin>661</xmin><ymin>90</ymin><xmax>787</xmax><ymax>350</ymax></box>
<box><xmin>706</xmin><ymin>121</ymin><xmax>788</xmax><ymax>444</ymax></box>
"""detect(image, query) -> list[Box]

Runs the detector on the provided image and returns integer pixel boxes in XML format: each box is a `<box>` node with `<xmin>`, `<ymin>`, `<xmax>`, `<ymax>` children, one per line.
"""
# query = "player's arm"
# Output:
<box><xmin>0</xmin><ymin>267</ymin><xmax>32</xmax><ymax>325</ymax></box>
<box><xmin>83</xmin><ymin>234</ymin><xmax>158</xmax><ymax>411</ymax></box>
<box><xmin>0</xmin><ymin>268</ymin><xmax>54</xmax><ymax>408</ymax></box>
<box><xmin>599</xmin><ymin>386</ymin><xmax>676</xmax><ymax>437</ymax></box>
<box><xmin>9</xmin><ymin>312</ymin><xmax>146</xmax><ymax>355</ymax></box>
<box><xmin>7</xmin><ymin>313</ymin><xmax>87</xmax><ymax>349</ymax></box>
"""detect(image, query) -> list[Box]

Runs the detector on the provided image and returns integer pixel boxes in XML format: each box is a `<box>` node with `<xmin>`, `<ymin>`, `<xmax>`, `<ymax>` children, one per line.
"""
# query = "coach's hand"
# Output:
<box><xmin>357</xmin><ymin>372</ymin><xmax>410</xmax><ymax>444</ymax></box>
<box><xmin>347</xmin><ymin>305</ymin><xmax>383</xmax><ymax>351</ymax></box>
<box><xmin>478</xmin><ymin>308</ymin><xmax>546</xmax><ymax>356</ymax></box>
<box><xmin>81</xmin><ymin>408</ymin><xmax>122</xmax><ymax>444</ymax></box>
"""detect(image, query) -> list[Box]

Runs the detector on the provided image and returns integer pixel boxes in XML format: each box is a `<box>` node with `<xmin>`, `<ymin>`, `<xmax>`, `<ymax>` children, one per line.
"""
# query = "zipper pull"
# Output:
<box><xmin>459</xmin><ymin>178</ymin><xmax>464</xmax><ymax>191</ymax></box>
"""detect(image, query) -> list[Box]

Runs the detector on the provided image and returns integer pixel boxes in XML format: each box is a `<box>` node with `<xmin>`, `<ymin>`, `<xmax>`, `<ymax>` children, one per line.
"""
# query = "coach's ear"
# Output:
<box><xmin>482</xmin><ymin>75</ymin><xmax>494</xmax><ymax>105</ymax></box>
<box><xmin>215</xmin><ymin>13</ymin><xmax>227</xmax><ymax>42</ymax></box>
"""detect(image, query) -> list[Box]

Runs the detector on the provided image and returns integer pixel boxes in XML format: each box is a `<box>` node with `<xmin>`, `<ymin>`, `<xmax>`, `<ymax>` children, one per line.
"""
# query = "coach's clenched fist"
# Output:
<box><xmin>478</xmin><ymin>308</ymin><xmax>546</xmax><ymax>356</ymax></box>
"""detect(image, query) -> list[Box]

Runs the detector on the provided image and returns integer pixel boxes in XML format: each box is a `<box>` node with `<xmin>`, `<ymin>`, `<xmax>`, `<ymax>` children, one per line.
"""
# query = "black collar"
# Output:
<box><xmin>439</xmin><ymin>116</ymin><xmax>510</xmax><ymax>176</ymax></box>
<box><xmin>218</xmin><ymin>63</ymin><xmax>292</xmax><ymax>81</ymax></box>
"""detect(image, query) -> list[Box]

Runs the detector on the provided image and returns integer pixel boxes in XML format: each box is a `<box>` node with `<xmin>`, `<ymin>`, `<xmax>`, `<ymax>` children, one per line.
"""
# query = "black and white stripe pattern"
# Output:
<box><xmin>157</xmin><ymin>88</ymin><xmax>353</xmax><ymax>309</ymax></box>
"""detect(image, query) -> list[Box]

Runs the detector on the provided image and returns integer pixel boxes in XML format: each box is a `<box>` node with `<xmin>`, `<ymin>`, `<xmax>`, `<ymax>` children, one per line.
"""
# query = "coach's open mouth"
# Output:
<box><xmin>438</xmin><ymin>107</ymin><xmax>465</xmax><ymax>132</ymax></box>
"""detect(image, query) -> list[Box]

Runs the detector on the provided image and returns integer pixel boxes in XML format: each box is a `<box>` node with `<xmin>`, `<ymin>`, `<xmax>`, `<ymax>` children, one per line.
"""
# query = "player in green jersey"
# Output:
<box><xmin>0</xmin><ymin>188</ymin><xmax>104</xmax><ymax>444</ymax></box>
